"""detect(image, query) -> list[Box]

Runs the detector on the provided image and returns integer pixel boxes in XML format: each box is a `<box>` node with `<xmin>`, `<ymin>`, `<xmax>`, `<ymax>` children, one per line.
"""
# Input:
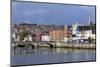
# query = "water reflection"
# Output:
<box><xmin>13</xmin><ymin>47</ymin><xmax>95</xmax><ymax>56</ymax></box>
<box><xmin>11</xmin><ymin>47</ymin><xmax>96</xmax><ymax>66</ymax></box>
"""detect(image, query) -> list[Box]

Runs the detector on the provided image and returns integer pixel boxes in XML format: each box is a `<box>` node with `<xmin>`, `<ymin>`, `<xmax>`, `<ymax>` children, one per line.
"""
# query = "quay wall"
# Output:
<box><xmin>12</xmin><ymin>42</ymin><xmax>96</xmax><ymax>49</ymax></box>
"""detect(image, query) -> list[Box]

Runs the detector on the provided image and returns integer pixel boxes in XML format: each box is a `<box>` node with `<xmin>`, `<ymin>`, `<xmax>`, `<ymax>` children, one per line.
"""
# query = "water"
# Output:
<box><xmin>11</xmin><ymin>47</ymin><xmax>96</xmax><ymax>66</ymax></box>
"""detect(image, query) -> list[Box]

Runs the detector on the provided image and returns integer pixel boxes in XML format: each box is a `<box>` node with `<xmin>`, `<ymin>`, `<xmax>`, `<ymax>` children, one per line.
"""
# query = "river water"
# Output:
<box><xmin>11</xmin><ymin>47</ymin><xmax>96</xmax><ymax>66</ymax></box>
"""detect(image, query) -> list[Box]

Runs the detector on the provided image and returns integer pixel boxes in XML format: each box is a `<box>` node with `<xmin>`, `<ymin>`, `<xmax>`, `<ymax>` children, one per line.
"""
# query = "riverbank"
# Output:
<box><xmin>37</xmin><ymin>44</ymin><xmax>96</xmax><ymax>49</ymax></box>
<box><xmin>36</xmin><ymin>42</ymin><xmax>96</xmax><ymax>49</ymax></box>
<box><xmin>12</xmin><ymin>42</ymin><xmax>96</xmax><ymax>49</ymax></box>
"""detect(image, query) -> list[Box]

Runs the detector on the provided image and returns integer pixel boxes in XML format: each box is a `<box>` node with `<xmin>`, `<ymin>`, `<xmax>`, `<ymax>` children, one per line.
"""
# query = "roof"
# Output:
<box><xmin>78</xmin><ymin>26</ymin><xmax>91</xmax><ymax>30</ymax></box>
<box><xmin>78</xmin><ymin>25</ymin><xmax>95</xmax><ymax>31</ymax></box>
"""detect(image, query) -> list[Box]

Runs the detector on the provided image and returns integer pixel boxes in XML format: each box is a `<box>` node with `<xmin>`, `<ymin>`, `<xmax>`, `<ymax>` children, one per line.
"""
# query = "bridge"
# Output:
<box><xmin>38</xmin><ymin>41</ymin><xmax>56</xmax><ymax>48</ymax></box>
<box><xmin>12</xmin><ymin>41</ymin><xmax>96</xmax><ymax>50</ymax></box>
<box><xmin>12</xmin><ymin>41</ymin><xmax>56</xmax><ymax>50</ymax></box>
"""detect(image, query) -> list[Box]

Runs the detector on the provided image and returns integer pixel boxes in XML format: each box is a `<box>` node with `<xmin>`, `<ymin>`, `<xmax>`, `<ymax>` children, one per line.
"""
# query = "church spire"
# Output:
<box><xmin>88</xmin><ymin>16</ymin><xmax>92</xmax><ymax>25</ymax></box>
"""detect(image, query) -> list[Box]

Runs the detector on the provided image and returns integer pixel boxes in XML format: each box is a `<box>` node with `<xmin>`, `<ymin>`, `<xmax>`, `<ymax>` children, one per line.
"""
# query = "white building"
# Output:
<box><xmin>74</xmin><ymin>27</ymin><xmax>95</xmax><ymax>40</ymax></box>
<box><xmin>28</xmin><ymin>35</ymin><xmax>32</xmax><ymax>42</ymax></box>
<box><xmin>41</xmin><ymin>35</ymin><xmax>51</xmax><ymax>42</ymax></box>
<box><xmin>12</xmin><ymin>32</ymin><xmax>20</xmax><ymax>42</ymax></box>
<box><xmin>71</xmin><ymin>16</ymin><xmax>95</xmax><ymax>42</ymax></box>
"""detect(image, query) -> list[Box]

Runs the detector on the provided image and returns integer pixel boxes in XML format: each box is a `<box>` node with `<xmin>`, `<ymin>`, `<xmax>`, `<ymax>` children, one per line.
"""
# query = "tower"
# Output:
<box><xmin>64</xmin><ymin>24</ymin><xmax>68</xmax><ymax>30</ymax></box>
<box><xmin>64</xmin><ymin>24</ymin><xmax>68</xmax><ymax>37</ymax></box>
<box><xmin>88</xmin><ymin>16</ymin><xmax>92</xmax><ymax>25</ymax></box>
<box><xmin>72</xmin><ymin>23</ymin><xmax>79</xmax><ymax>35</ymax></box>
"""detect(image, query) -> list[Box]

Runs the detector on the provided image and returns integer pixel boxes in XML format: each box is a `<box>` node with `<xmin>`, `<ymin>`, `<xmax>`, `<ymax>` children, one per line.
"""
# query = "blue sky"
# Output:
<box><xmin>12</xmin><ymin>1</ymin><xmax>96</xmax><ymax>25</ymax></box>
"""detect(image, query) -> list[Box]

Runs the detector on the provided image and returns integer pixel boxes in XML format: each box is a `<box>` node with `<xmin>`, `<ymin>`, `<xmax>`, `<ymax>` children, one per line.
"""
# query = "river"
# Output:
<box><xmin>11</xmin><ymin>47</ymin><xmax>96</xmax><ymax>66</ymax></box>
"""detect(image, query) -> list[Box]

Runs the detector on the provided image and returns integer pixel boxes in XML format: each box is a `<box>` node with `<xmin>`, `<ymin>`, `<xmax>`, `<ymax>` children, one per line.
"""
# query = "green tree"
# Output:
<box><xmin>18</xmin><ymin>30</ymin><xmax>29</xmax><ymax>41</ymax></box>
<box><xmin>88</xmin><ymin>37</ymin><xmax>92</xmax><ymax>44</ymax></box>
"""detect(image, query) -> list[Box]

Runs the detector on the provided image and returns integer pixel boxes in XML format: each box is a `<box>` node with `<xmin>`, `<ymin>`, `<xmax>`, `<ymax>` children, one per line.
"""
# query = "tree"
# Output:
<box><xmin>18</xmin><ymin>30</ymin><xmax>29</xmax><ymax>41</ymax></box>
<box><xmin>88</xmin><ymin>37</ymin><xmax>92</xmax><ymax>44</ymax></box>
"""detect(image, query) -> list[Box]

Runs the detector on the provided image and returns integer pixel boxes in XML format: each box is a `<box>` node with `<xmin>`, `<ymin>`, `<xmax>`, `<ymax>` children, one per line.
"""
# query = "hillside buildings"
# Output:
<box><xmin>11</xmin><ymin>16</ymin><xmax>96</xmax><ymax>43</ymax></box>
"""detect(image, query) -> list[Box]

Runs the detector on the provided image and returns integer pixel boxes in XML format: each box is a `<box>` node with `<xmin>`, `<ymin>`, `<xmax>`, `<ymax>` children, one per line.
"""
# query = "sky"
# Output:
<box><xmin>12</xmin><ymin>1</ymin><xmax>96</xmax><ymax>25</ymax></box>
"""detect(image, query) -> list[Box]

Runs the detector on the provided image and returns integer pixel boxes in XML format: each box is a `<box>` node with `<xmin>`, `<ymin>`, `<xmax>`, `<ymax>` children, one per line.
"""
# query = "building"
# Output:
<box><xmin>71</xmin><ymin>16</ymin><xmax>96</xmax><ymax>42</ymax></box>
<box><xmin>41</xmin><ymin>35</ymin><xmax>51</xmax><ymax>42</ymax></box>
<box><xmin>71</xmin><ymin>24</ymin><xmax>96</xmax><ymax>43</ymax></box>
<box><xmin>49</xmin><ymin>24</ymin><xmax>71</xmax><ymax>41</ymax></box>
<box><xmin>78</xmin><ymin>25</ymin><xmax>96</xmax><ymax>40</ymax></box>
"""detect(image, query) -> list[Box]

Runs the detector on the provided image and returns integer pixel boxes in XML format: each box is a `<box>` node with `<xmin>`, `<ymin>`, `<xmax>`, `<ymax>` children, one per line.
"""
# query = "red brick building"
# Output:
<box><xmin>49</xmin><ymin>27</ymin><xmax>71</xmax><ymax>41</ymax></box>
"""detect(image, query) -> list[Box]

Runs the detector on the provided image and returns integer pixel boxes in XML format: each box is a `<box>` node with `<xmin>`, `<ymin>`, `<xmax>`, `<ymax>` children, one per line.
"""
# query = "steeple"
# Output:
<box><xmin>64</xmin><ymin>24</ymin><xmax>68</xmax><ymax>30</ymax></box>
<box><xmin>88</xmin><ymin>16</ymin><xmax>92</xmax><ymax>25</ymax></box>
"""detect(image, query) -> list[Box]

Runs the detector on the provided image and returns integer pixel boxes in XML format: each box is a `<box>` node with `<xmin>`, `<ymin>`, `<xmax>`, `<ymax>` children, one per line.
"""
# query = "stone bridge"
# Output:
<box><xmin>12</xmin><ymin>41</ymin><xmax>56</xmax><ymax>50</ymax></box>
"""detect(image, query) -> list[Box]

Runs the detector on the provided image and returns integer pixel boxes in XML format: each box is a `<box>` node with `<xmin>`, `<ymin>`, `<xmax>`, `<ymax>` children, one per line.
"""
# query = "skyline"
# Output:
<box><xmin>12</xmin><ymin>1</ymin><xmax>96</xmax><ymax>25</ymax></box>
